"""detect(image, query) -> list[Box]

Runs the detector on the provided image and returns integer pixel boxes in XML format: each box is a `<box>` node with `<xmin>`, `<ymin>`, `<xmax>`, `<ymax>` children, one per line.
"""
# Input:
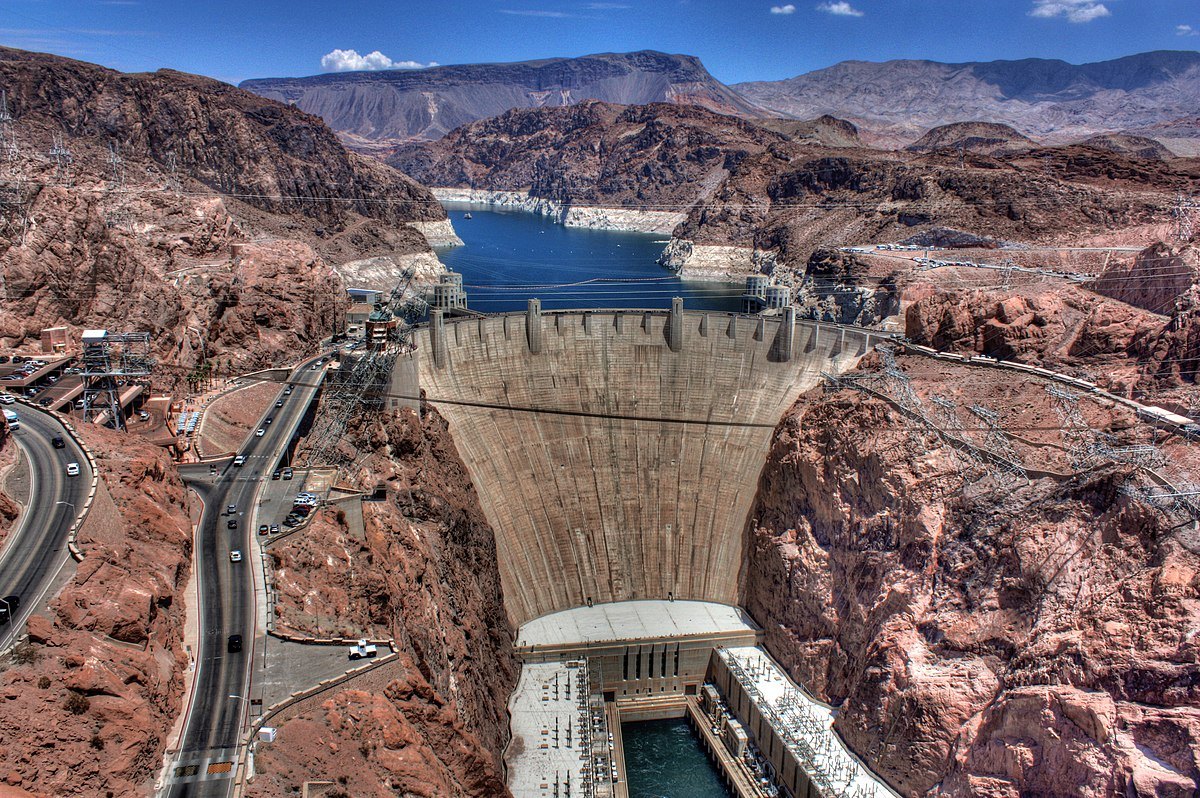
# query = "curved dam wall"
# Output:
<box><xmin>410</xmin><ymin>304</ymin><xmax>886</xmax><ymax>627</ymax></box>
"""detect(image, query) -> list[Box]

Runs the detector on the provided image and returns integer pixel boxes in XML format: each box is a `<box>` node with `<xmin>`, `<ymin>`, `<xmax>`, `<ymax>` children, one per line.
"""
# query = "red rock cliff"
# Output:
<box><xmin>250</xmin><ymin>407</ymin><xmax>517</xmax><ymax>797</ymax></box>
<box><xmin>0</xmin><ymin>425</ymin><xmax>193</xmax><ymax>796</ymax></box>
<box><xmin>742</xmin><ymin>357</ymin><xmax>1200</xmax><ymax>797</ymax></box>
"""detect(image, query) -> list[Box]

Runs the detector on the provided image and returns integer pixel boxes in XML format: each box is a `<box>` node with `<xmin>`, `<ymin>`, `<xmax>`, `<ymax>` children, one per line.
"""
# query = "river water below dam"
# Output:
<box><xmin>438</xmin><ymin>203</ymin><xmax>743</xmax><ymax>313</ymax></box>
<box><xmin>622</xmin><ymin>718</ymin><xmax>732</xmax><ymax>798</ymax></box>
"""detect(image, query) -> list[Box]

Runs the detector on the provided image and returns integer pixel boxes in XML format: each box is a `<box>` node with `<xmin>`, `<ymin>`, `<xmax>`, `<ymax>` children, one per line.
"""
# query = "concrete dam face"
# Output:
<box><xmin>411</xmin><ymin>305</ymin><xmax>883</xmax><ymax>627</ymax></box>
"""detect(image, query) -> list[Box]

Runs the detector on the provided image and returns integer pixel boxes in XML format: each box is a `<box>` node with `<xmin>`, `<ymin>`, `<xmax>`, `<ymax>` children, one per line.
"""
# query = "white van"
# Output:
<box><xmin>2</xmin><ymin>409</ymin><xmax>18</xmax><ymax>429</ymax></box>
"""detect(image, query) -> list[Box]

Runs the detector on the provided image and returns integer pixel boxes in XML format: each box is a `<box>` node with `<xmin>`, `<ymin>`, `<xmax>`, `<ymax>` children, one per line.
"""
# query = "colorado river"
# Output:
<box><xmin>438</xmin><ymin>204</ymin><xmax>743</xmax><ymax>313</ymax></box>
<box><xmin>622</xmin><ymin>718</ymin><xmax>733</xmax><ymax>798</ymax></box>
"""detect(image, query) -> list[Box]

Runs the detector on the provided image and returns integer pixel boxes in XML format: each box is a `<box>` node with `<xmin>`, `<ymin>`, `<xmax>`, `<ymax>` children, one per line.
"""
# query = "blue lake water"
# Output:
<box><xmin>622</xmin><ymin>718</ymin><xmax>732</xmax><ymax>798</ymax></box>
<box><xmin>437</xmin><ymin>203</ymin><xmax>743</xmax><ymax>314</ymax></box>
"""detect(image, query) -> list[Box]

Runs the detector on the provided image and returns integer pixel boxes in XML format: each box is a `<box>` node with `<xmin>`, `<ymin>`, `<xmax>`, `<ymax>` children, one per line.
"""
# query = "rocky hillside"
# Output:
<box><xmin>393</xmin><ymin>98</ymin><xmax>1198</xmax><ymax>280</ymax></box>
<box><xmin>250</xmin><ymin>407</ymin><xmax>517</xmax><ymax>796</ymax></box>
<box><xmin>1080</xmin><ymin>133</ymin><xmax>1175</xmax><ymax>161</ymax></box>
<box><xmin>735</xmin><ymin>50</ymin><xmax>1200</xmax><ymax>147</ymax></box>
<box><xmin>0</xmin><ymin>47</ymin><xmax>452</xmax><ymax>378</ymax></box>
<box><xmin>392</xmin><ymin>100</ymin><xmax>787</xmax><ymax>209</ymax></box>
<box><xmin>0</xmin><ymin>417</ymin><xmax>16</xmax><ymax>541</ymax></box>
<box><xmin>744</xmin><ymin>357</ymin><xmax>1200</xmax><ymax>796</ymax></box>
<box><xmin>0</xmin><ymin>425</ymin><xmax>193</xmax><ymax>796</ymax></box>
<box><xmin>905</xmin><ymin>121</ymin><xmax>1036</xmax><ymax>155</ymax></box>
<box><xmin>241</xmin><ymin>50</ymin><xmax>765</xmax><ymax>148</ymax></box>
<box><xmin>760</xmin><ymin>114</ymin><xmax>862</xmax><ymax>148</ymax></box>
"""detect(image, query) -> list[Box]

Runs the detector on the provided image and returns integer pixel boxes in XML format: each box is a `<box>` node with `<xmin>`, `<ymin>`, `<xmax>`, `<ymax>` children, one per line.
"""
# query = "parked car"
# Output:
<box><xmin>0</xmin><ymin>394</ymin><xmax>13</xmax><ymax>405</ymax></box>
<box><xmin>281</xmin><ymin>467</ymin><xmax>293</xmax><ymax>480</ymax></box>
<box><xmin>269</xmin><ymin>524</ymin><xmax>280</xmax><ymax>535</ymax></box>
<box><xmin>258</xmin><ymin>524</ymin><xmax>269</xmax><ymax>536</ymax></box>
<box><xmin>271</xmin><ymin>470</ymin><xmax>281</xmax><ymax>480</ymax></box>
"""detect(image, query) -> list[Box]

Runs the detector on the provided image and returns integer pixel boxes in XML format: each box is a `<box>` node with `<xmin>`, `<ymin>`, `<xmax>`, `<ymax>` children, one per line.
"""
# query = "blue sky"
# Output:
<box><xmin>1</xmin><ymin>0</ymin><xmax>1198</xmax><ymax>85</ymax></box>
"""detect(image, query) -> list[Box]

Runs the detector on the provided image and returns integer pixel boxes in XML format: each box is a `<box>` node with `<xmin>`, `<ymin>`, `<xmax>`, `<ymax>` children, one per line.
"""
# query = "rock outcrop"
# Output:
<box><xmin>743</xmin><ymin>354</ymin><xmax>1200</xmax><ymax>797</ymax></box>
<box><xmin>906</xmin><ymin>121</ymin><xmax>1037</xmax><ymax>155</ymax></box>
<box><xmin>0</xmin><ymin>425</ymin><xmax>192</xmax><ymax>796</ymax></box>
<box><xmin>1081</xmin><ymin>133</ymin><xmax>1176</xmax><ymax>161</ymax></box>
<box><xmin>252</xmin><ymin>407</ymin><xmax>517</xmax><ymax>797</ymax></box>
<box><xmin>241</xmin><ymin>50</ymin><xmax>766</xmax><ymax>147</ymax></box>
<box><xmin>0</xmin><ymin>46</ymin><xmax>451</xmax><ymax>379</ymax></box>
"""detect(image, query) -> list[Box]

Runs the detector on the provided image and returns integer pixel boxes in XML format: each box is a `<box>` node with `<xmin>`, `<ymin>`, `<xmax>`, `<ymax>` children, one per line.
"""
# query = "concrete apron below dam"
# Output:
<box><xmin>393</xmin><ymin>302</ymin><xmax>895</xmax><ymax>796</ymax></box>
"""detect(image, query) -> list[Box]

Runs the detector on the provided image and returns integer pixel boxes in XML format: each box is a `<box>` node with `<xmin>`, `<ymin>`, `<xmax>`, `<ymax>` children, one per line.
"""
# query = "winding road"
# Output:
<box><xmin>0</xmin><ymin>405</ymin><xmax>92</xmax><ymax>651</ymax></box>
<box><xmin>164</xmin><ymin>357</ymin><xmax>325</xmax><ymax>797</ymax></box>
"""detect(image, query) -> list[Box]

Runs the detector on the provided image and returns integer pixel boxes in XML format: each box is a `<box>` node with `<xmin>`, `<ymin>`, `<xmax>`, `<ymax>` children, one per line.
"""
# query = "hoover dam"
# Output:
<box><xmin>411</xmin><ymin>301</ymin><xmax>887</xmax><ymax>626</ymax></box>
<box><xmin>403</xmin><ymin>300</ymin><xmax>898</xmax><ymax>797</ymax></box>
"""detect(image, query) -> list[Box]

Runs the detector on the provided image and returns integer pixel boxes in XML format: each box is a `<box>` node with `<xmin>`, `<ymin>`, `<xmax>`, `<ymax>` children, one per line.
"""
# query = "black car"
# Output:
<box><xmin>271</xmin><ymin>470</ymin><xmax>281</xmax><ymax>480</ymax></box>
<box><xmin>227</xmin><ymin>519</ymin><xmax>238</xmax><ymax>530</ymax></box>
<box><xmin>258</xmin><ymin>524</ymin><xmax>269</xmax><ymax>535</ymax></box>
<box><xmin>227</xmin><ymin>634</ymin><xmax>242</xmax><ymax>653</ymax></box>
<box><xmin>275</xmin><ymin>400</ymin><xmax>283</xmax><ymax>408</ymax></box>
<box><xmin>51</xmin><ymin>435</ymin><xmax>65</xmax><ymax>449</ymax></box>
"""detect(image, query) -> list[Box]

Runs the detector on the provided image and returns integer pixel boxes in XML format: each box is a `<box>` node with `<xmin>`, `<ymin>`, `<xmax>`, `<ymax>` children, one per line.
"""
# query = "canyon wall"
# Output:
<box><xmin>432</xmin><ymin>188</ymin><xmax>685</xmax><ymax>235</ymax></box>
<box><xmin>415</xmin><ymin>309</ymin><xmax>884</xmax><ymax>627</ymax></box>
<box><xmin>742</xmin><ymin>353</ymin><xmax>1200</xmax><ymax>797</ymax></box>
<box><xmin>250</xmin><ymin>408</ymin><xmax>517</xmax><ymax>797</ymax></box>
<box><xmin>0</xmin><ymin>425</ymin><xmax>193</xmax><ymax>797</ymax></box>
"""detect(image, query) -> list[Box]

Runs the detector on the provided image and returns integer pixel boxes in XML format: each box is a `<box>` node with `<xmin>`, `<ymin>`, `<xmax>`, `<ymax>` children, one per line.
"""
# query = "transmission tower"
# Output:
<box><xmin>80</xmin><ymin>331</ymin><xmax>155</xmax><ymax>431</ymax></box>
<box><xmin>104</xmin><ymin>142</ymin><xmax>133</xmax><ymax>232</ymax></box>
<box><xmin>967</xmin><ymin>404</ymin><xmax>1029</xmax><ymax>483</ymax></box>
<box><xmin>0</xmin><ymin>90</ymin><xmax>18</xmax><ymax>166</ymax></box>
<box><xmin>1174</xmin><ymin>194</ymin><xmax>1197</xmax><ymax>243</ymax></box>
<box><xmin>301</xmin><ymin>269</ymin><xmax>427</xmax><ymax>470</ymax></box>
<box><xmin>47</xmin><ymin>133</ymin><xmax>73</xmax><ymax>185</ymax></box>
<box><xmin>164</xmin><ymin>151</ymin><xmax>182</xmax><ymax>195</ymax></box>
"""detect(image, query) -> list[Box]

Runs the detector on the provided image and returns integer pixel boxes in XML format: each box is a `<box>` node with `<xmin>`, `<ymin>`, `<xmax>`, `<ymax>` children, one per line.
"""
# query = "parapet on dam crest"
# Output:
<box><xmin>402</xmin><ymin>303</ymin><xmax>886</xmax><ymax>628</ymax></box>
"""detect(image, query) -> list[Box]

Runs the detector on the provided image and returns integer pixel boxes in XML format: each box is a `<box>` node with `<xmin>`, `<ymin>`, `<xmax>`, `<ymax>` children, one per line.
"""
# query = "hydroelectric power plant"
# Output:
<box><xmin>397</xmin><ymin>300</ymin><xmax>899</xmax><ymax>797</ymax></box>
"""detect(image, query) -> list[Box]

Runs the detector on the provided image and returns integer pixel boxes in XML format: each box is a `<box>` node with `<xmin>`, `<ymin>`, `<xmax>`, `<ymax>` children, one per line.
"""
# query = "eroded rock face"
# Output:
<box><xmin>743</xmin><ymin>364</ymin><xmax>1200</xmax><ymax>797</ymax></box>
<box><xmin>0</xmin><ymin>425</ymin><xmax>192</xmax><ymax>796</ymax></box>
<box><xmin>0</xmin><ymin>46</ymin><xmax>449</xmax><ymax>378</ymax></box>
<box><xmin>253</xmin><ymin>408</ymin><xmax>516</xmax><ymax>797</ymax></box>
<box><xmin>0</xmin><ymin>418</ymin><xmax>17</xmax><ymax>539</ymax></box>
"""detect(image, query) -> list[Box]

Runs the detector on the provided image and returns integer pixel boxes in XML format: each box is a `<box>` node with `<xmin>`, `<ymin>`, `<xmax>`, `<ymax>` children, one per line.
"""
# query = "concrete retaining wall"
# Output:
<box><xmin>413</xmin><ymin>309</ymin><xmax>888</xmax><ymax>626</ymax></box>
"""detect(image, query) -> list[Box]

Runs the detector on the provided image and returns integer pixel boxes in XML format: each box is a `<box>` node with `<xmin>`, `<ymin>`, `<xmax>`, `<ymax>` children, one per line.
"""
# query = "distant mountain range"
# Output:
<box><xmin>240</xmin><ymin>51</ymin><xmax>764</xmax><ymax>149</ymax></box>
<box><xmin>241</xmin><ymin>49</ymin><xmax>1200</xmax><ymax>153</ymax></box>
<box><xmin>735</xmin><ymin>50</ymin><xmax>1200</xmax><ymax>147</ymax></box>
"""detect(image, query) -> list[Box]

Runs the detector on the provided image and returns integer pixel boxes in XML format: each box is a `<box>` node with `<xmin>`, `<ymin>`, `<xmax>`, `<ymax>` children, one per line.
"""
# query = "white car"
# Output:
<box><xmin>0</xmin><ymin>394</ymin><xmax>13</xmax><ymax>405</ymax></box>
<box><xmin>66</xmin><ymin>462</ymin><xmax>80</xmax><ymax>476</ymax></box>
<box><xmin>255</xmin><ymin>428</ymin><xmax>265</xmax><ymax>437</ymax></box>
<box><xmin>229</xmin><ymin>550</ymin><xmax>243</xmax><ymax>563</ymax></box>
<box><xmin>233</xmin><ymin>455</ymin><xmax>246</xmax><ymax>467</ymax></box>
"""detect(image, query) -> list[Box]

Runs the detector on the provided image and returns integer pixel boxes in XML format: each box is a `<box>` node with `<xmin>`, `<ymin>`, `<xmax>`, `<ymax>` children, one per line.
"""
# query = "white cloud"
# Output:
<box><xmin>817</xmin><ymin>1</ymin><xmax>864</xmax><ymax>17</ymax></box>
<box><xmin>1029</xmin><ymin>0</ymin><xmax>1111</xmax><ymax>23</ymax></box>
<box><xmin>498</xmin><ymin>8</ymin><xmax>573</xmax><ymax>16</ymax></box>
<box><xmin>1177</xmin><ymin>24</ymin><xmax>1199</xmax><ymax>36</ymax></box>
<box><xmin>770</xmin><ymin>4</ymin><xmax>796</xmax><ymax>13</ymax></box>
<box><xmin>320</xmin><ymin>49</ymin><xmax>437</xmax><ymax>72</ymax></box>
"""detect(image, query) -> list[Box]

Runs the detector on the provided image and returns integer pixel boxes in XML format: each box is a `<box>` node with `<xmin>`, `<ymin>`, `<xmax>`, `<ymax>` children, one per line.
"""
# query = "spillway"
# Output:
<box><xmin>406</xmin><ymin>302</ymin><xmax>886</xmax><ymax>628</ymax></box>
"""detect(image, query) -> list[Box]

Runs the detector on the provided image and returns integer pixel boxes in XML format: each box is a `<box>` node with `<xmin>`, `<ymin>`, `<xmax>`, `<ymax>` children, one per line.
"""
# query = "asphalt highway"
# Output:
<box><xmin>166</xmin><ymin>358</ymin><xmax>326</xmax><ymax>797</ymax></box>
<box><xmin>0</xmin><ymin>405</ymin><xmax>92</xmax><ymax>651</ymax></box>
